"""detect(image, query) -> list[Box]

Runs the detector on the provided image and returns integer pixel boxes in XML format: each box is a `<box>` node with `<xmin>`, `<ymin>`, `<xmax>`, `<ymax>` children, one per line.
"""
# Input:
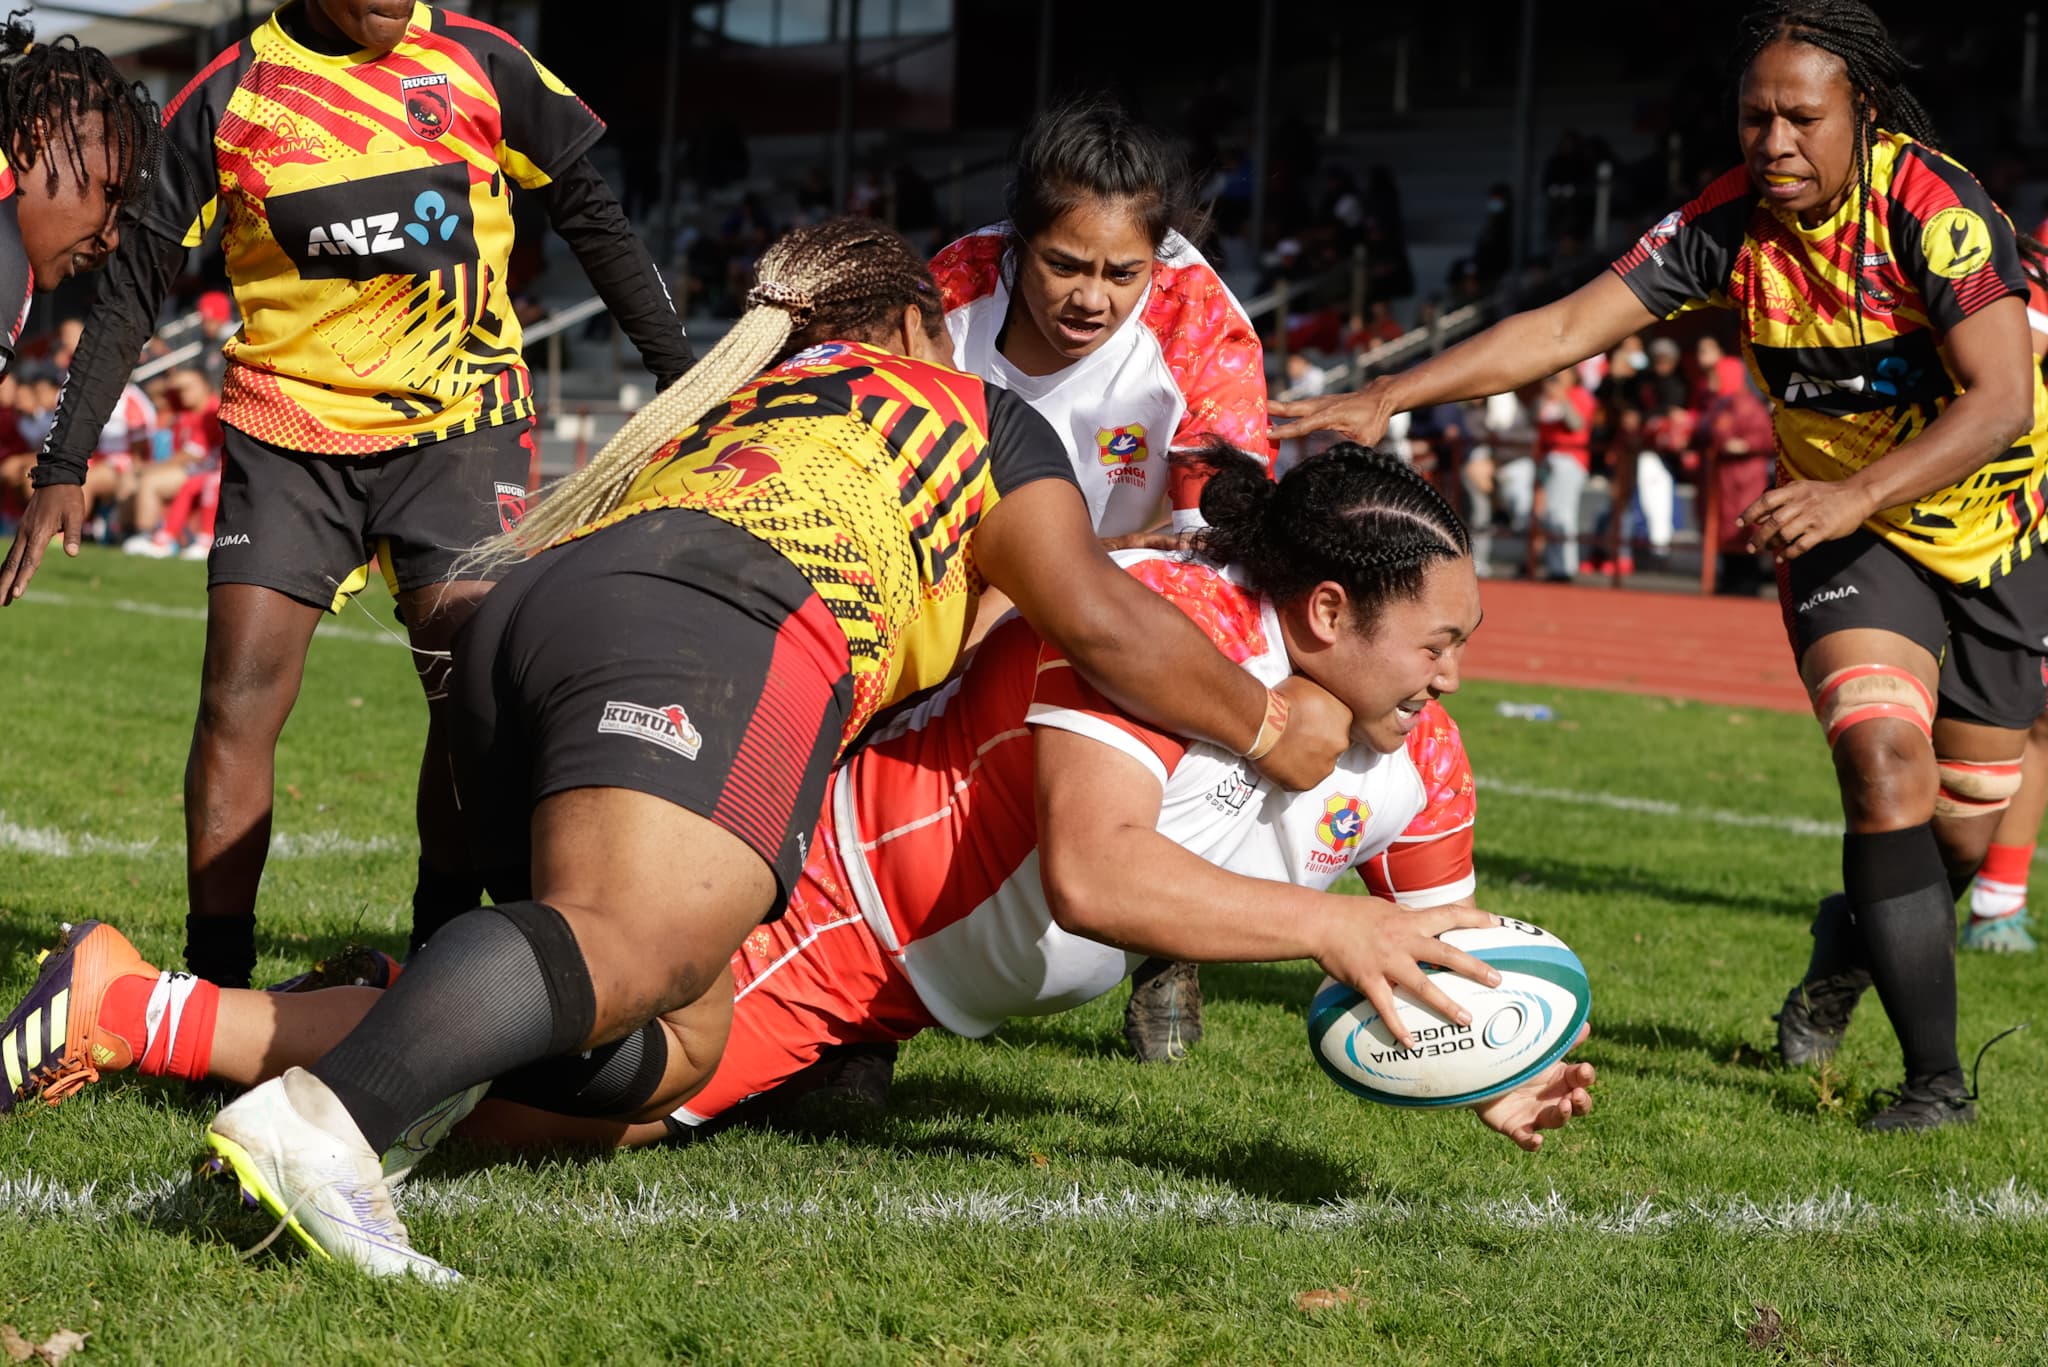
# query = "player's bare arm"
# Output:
<box><xmin>1031</xmin><ymin>722</ymin><xmax>1498</xmax><ymax>1049</ymax></box>
<box><xmin>972</xmin><ymin>477</ymin><xmax>1350</xmax><ymax>788</ymax></box>
<box><xmin>1267</xmin><ymin>272</ymin><xmax>1657</xmax><ymax>446</ymax></box>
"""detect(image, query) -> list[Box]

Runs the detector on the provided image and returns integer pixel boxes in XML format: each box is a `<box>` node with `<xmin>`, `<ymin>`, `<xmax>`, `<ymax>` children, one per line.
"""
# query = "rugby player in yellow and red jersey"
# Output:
<box><xmin>1269</xmin><ymin>0</ymin><xmax>2048</xmax><ymax>1132</ymax></box>
<box><xmin>1</xmin><ymin>1</ymin><xmax>693</xmax><ymax>991</ymax></box>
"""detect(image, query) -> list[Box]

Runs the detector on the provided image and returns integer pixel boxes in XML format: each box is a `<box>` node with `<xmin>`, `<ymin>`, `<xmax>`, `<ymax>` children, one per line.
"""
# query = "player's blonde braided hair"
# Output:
<box><xmin>467</xmin><ymin>217</ymin><xmax>943</xmax><ymax>572</ymax></box>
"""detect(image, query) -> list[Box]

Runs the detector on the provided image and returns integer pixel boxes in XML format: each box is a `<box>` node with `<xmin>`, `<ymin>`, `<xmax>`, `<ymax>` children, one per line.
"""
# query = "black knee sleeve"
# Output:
<box><xmin>312</xmin><ymin>899</ymin><xmax>595</xmax><ymax>1154</ymax></box>
<box><xmin>491</xmin><ymin>1019</ymin><xmax>671</xmax><ymax>1119</ymax></box>
<box><xmin>490</xmin><ymin>900</ymin><xmax>597</xmax><ymax>1058</ymax></box>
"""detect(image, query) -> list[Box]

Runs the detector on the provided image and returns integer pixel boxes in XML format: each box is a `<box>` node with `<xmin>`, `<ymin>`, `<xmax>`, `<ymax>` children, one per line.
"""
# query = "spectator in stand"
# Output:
<box><xmin>1461</xmin><ymin>388</ymin><xmax>1535</xmax><ymax>576</ymax></box>
<box><xmin>123</xmin><ymin>367</ymin><xmax>221</xmax><ymax>557</ymax></box>
<box><xmin>51</xmin><ymin>317</ymin><xmax>82</xmax><ymax>372</ymax></box>
<box><xmin>1694</xmin><ymin>333</ymin><xmax>1748</xmax><ymax>403</ymax></box>
<box><xmin>1620</xmin><ymin>336</ymin><xmax>1696</xmax><ymax>567</ymax></box>
<box><xmin>1349</xmin><ymin>298</ymin><xmax>1406</xmax><ymax>350</ymax></box>
<box><xmin>1385</xmin><ymin>401</ymin><xmax>1469</xmax><ymax>502</ymax></box>
<box><xmin>1273</xmin><ymin>351</ymin><xmax>1329</xmax><ymax>478</ymax></box>
<box><xmin>1361</xmin><ymin>165</ymin><xmax>1413</xmax><ymax>302</ymax></box>
<box><xmin>1694</xmin><ymin>357</ymin><xmax>1774</xmax><ymax>595</ymax></box>
<box><xmin>6</xmin><ymin>361</ymin><xmax>60</xmax><ymax>473</ymax></box>
<box><xmin>195</xmin><ymin>290</ymin><xmax>233</xmax><ymax>390</ymax></box>
<box><xmin>1471</xmin><ymin>183</ymin><xmax>1516</xmax><ymax>293</ymax></box>
<box><xmin>1542</xmin><ymin>129</ymin><xmax>1599</xmax><ymax>243</ymax></box>
<box><xmin>80</xmin><ymin>378</ymin><xmax>157</xmax><ymax>536</ymax></box>
<box><xmin>1509</xmin><ymin>367</ymin><xmax>1597</xmax><ymax>580</ymax></box>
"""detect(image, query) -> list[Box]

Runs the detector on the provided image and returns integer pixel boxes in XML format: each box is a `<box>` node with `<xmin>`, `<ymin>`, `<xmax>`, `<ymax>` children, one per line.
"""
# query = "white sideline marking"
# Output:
<box><xmin>4</xmin><ymin>1171</ymin><xmax>2047</xmax><ymax>1236</ymax></box>
<box><xmin>0</xmin><ymin>811</ymin><xmax>398</xmax><ymax>861</ymax></box>
<box><xmin>17</xmin><ymin>589</ymin><xmax>401</xmax><ymax>647</ymax></box>
<box><xmin>1477</xmin><ymin>777</ymin><xmax>1844</xmax><ymax>840</ymax></box>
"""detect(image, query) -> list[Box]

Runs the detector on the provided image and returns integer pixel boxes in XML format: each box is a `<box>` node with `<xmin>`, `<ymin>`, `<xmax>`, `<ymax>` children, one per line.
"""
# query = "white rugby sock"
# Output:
<box><xmin>1969</xmin><ymin>877</ymin><xmax>2029</xmax><ymax>922</ymax></box>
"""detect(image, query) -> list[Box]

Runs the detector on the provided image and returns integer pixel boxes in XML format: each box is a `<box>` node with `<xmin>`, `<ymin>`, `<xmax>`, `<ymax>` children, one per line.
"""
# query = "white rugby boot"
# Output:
<box><xmin>203</xmin><ymin>1067</ymin><xmax>461</xmax><ymax>1283</ymax></box>
<box><xmin>381</xmin><ymin>1083</ymin><xmax>491</xmax><ymax>1185</ymax></box>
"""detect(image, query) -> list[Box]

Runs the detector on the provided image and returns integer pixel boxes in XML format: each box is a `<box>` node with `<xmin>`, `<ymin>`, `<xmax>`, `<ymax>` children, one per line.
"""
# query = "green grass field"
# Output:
<box><xmin>4</xmin><ymin>550</ymin><xmax>2047</xmax><ymax>1365</ymax></box>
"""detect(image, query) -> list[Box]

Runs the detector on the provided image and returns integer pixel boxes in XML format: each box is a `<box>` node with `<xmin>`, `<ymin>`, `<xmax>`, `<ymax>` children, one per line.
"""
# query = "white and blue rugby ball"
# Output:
<box><xmin>1307</xmin><ymin>918</ymin><xmax>1590</xmax><ymax>1108</ymax></box>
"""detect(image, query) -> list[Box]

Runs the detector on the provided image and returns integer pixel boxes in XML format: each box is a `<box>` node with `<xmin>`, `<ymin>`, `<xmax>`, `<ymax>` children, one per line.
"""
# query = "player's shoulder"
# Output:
<box><xmin>427</xmin><ymin>5</ymin><xmax>530</xmax><ymax>59</ymax></box>
<box><xmin>934</xmin><ymin>225</ymin><xmax>1008</xmax><ymax>311</ymax></box>
<box><xmin>1139</xmin><ymin>234</ymin><xmax>1252</xmax><ymax>342</ymax></box>
<box><xmin>1401</xmin><ymin>700</ymin><xmax>1469</xmax><ymax>780</ymax></box>
<box><xmin>1112</xmin><ymin>551</ymin><xmax>1270</xmax><ymax>664</ymax></box>
<box><xmin>165</xmin><ymin>33</ymin><xmax>254</xmax><ymax>122</ymax></box>
<box><xmin>1884</xmin><ymin>135</ymin><xmax>1999</xmax><ymax>223</ymax></box>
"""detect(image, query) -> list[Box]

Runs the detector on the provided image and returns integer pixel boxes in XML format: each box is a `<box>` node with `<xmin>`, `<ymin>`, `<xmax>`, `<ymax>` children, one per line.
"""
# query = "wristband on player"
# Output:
<box><xmin>1244</xmin><ymin>687</ymin><xmax>1290</xmax><ymax>761</ymax></box>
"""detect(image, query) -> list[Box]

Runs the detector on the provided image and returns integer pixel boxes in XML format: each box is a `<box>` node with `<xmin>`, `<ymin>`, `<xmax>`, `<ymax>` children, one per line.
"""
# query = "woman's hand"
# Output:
<box><xmin>1269</xmin><ymin>376</ymin><xmax>1401</xmax><ymax>447</ymax></box>
<box><xmin>1313</xmin><ymin>900</ymin><xmax>1500</xmax><ymax>1050</ymax></box>
<box><xmin>1738</xmin><ymin>479</ymin><xmax>1877</xmax><ymax>561</ymax></box>
<box><xmin>0</xmin><ymin>483</ymin><xmax>87</xmax><ymax>605</ymax></box>
<box><xmin>1471</xmin><ymin>1026</ymin><xmax>1596</xmax><ymax>1152</ymax></box>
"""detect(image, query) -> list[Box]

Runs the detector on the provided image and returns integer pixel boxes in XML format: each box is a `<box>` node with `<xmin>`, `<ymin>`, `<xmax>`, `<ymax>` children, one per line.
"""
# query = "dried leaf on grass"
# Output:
<box><xmin>1294</xmin><ymin>1287</ymin><xmax>1360</xmax><ymax>1313</ymax></box>
<box><xmin>34</xmin><ymin>1330</ymin><xmax>87</xmax><ymax>1365</ymax></box>
<box><xmin>0</xmin><ymin>1327</ymin><xmax>89</xmax><ymax>1365</ymax></box>
<box><xmin>1745</xmin><ymin>1304</ymin><xmax>1786</xmax><ymax>1352</ymax></box>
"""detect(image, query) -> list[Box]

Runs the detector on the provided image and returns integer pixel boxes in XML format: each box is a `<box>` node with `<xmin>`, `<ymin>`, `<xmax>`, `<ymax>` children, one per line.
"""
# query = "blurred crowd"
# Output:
<box><xmin>0</xmin><ymin>302</ymin><xmax>228</xmax><ymax>561</ymax></box>
<box><xmin>1278</xmin><ymin>325</ymin><xmax>1777</xmax><ymax>593</ymax></box>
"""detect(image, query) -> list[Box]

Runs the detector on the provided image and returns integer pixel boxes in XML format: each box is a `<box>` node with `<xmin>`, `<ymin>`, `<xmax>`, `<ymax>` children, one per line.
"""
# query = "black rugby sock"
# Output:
<box><xmin>407</xmin><ymin>858</ymin><xmax>485</xmax><ymax>956</ymax></box>
<box><xmin>491</xmin><ymin>1020</ymin><xmax>670</xmax><ymax>1119</ymax></box>
<box><xmin>311</xmin><ymin>901</ymin><xmax>596</xmax><ymax>1154</ymax></box>
<box><xmin>1843</xmin><ymin>825</ymin><xmax>1962</xmax><ymax>1089</ymax></box>
<box><xmin>1801</xmin><ymin>891</ymin><xmax>1869</xmax><ymax>985</ymax></box>
<box><xmin>184</xmin><ymin>912</ymin><xmax>257</xmax><ymax>990</ymax></box>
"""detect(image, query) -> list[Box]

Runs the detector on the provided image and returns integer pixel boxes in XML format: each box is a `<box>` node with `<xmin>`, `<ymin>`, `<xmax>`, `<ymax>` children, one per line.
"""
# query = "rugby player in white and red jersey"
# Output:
<box><xmin>932</xmin><ymin>98</ymin><xmax>1269</xmax><ymax>541</ymax></box>
<box><xmin>0</xmin><ymin>446</ymin><xmax>1595</xmax><ymax>1158</ymax></box>
<box><xmin>932</xmin><ymin>95</ymin><xmax>1275</xmax><ymax>1060</ymax></box>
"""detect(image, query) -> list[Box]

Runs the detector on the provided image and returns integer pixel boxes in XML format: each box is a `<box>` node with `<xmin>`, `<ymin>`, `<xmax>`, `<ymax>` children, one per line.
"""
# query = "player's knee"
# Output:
<box><xmin>194</xmin><ymin>647</ymin><xmax>303</xmax><ymax>737</ymax></box>
<box><xmin>1816</xmin><ymin>664</ymin><xmax>1937</xmax><ymax>821</ymax></box>
<box><xmin>1932</xmin><ymin>756</ymin><xmax>2024</xmax><ymax>821</ymax></box>
<box><xmin>1812</xmin><ymin>663</ymin><xmax>1933</xmax><ymax>750</ymax></box>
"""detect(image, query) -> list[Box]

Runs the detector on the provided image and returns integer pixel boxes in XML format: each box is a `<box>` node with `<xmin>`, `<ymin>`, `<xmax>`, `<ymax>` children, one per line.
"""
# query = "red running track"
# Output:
<box><xmin>1462</xmin><ymin>581</ymin><xmax>1809</xmax><ymax>714</ymax></box>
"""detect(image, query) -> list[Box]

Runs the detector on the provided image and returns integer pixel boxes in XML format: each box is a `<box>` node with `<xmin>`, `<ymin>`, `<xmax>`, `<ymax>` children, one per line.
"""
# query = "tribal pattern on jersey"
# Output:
<box><xmin>573</xmin><ymin>343</ymin><xmax>1072</xmax><ymax>752</ymax></box>
<box><xmin>153</xmin><ymin>3</ymin><xmax>604</xmax><ymax>454</ymax></box>
<box><xmin>1613</xmin><ymin>132</ymin><xmax>2048</xmax><ymax>586</ymax></box>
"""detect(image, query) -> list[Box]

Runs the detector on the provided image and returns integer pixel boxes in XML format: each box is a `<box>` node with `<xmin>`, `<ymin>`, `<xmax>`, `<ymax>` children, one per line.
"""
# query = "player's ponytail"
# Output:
<box><xmin>476</xmin><ymin>216</ymin><xmax>945</xmax><ymax>568</ymax></box>
<box><xmin>0</xmin><ymin>11</ymin><xmax>161</xmax><ymax>226</ymax></box>
<box><xmin>1182</xmin><ymin>441</ymin><xmax>1469</xmax><ymax>635</ymax></box>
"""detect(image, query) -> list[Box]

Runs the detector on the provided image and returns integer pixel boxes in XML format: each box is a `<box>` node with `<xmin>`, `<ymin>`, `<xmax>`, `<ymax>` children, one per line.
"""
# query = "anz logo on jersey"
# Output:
<box><xmin>270</xmin><ymin>163</ymin><xmax>478</xmax><ymax>282</ymax></box>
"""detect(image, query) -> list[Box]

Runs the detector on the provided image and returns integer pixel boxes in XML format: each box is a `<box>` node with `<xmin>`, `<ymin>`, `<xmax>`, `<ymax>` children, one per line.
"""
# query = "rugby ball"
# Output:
<box><xmin>1306</xmin><ymin>918</ymin><xmax>1590</xmax><ymax>1108</ymax></box>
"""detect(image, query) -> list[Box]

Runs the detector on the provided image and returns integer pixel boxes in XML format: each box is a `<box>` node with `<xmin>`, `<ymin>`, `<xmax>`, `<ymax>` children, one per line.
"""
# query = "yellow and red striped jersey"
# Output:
<box><xmin>1613</xmin><ymin>131</ymin><xmax>2048</xmax><ymax>586</ymax></box>
<box><xmin>569</xmin><ymin>343</ymin><xmax>1076</xmax><ymax>752</ymax></box>
<box><xmin>151</xmin><ymin>2</ymin><xmax>603</xmax><ymax>454</ymax></box>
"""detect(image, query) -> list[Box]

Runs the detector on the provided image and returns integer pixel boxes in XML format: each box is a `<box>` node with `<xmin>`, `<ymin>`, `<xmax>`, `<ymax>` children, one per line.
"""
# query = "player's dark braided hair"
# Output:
<box><xmin>1004</xmin><ymin>93</ymin><xmax>1209</xmax><ymax>263</ymax></box>
<box><xmin>1181</xmin><ymin>441</ymin><xmax>1470</xmax><ymax>634</ymax></box>
<box><xmin>0</xmin><ymin>12</ymin><xmax>161</xmax><ymax>229</ymax></box>
<box><xmin>1733</xmin><ymin>0</ymin><xmax>2048</xmax><ymax>330</ymax></box>
<box><xmin>491</xmin><ymin>216</ymin><xmax>945</xmax><ymax>560</ymax></box>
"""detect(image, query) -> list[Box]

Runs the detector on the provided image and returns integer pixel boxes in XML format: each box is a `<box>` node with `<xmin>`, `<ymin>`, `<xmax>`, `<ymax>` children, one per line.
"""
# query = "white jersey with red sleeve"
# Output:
<box><xmin>828</xmin><ymin>551</ymin><xmax>1477</xmax><ymax>1038</ymax></box>
<box><xmin>96</xmin><ymin>383</ymin><xmax>159</xmax><ymax>460</ymax></box>
<box><xmin>932</xmin><ymin>224</ymin><xmax>1272</xmax><ymax>536</ymax></box>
